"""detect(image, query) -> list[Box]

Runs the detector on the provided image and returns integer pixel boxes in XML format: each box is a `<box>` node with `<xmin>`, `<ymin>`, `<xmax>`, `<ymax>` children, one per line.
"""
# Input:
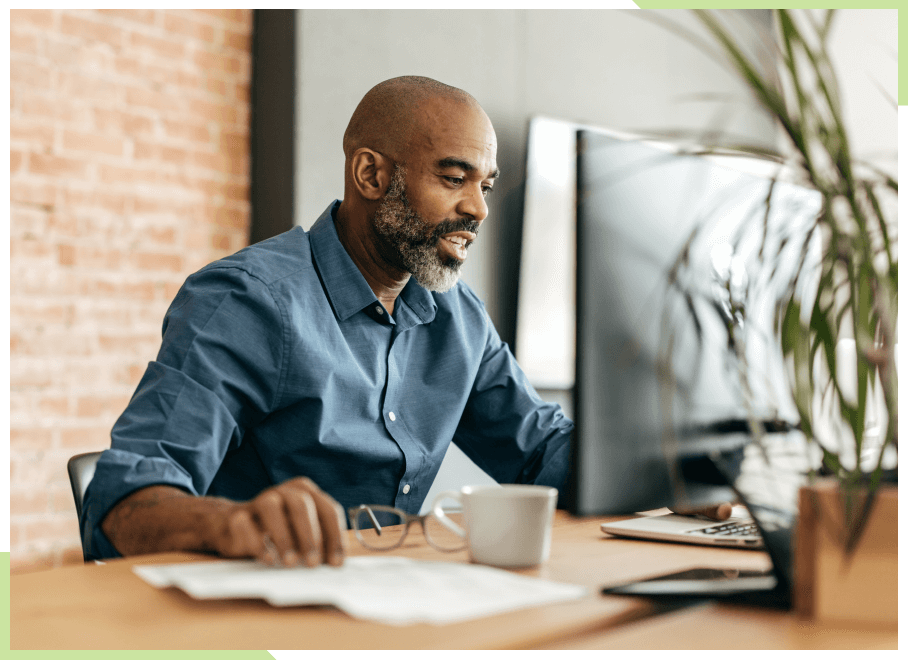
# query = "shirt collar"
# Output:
<box><xmin>309</xmin><ymin>201</ymin><xmax>437</xmax><ymax>325</ymax></box>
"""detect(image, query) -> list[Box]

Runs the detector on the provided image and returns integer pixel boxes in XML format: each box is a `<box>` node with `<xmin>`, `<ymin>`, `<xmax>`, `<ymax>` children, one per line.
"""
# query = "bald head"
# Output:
<box><xmin>343</xmin><ymin>76</ymin><xmax>481</xmax><ymax>164</ymax></box>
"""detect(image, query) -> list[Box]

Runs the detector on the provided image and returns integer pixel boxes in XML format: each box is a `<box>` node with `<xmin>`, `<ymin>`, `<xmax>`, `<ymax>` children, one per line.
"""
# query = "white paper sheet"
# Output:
<box><xmin>133</xmin><ymin>556</ymin><xmax>587</xmax><ymax>625</ymax></box>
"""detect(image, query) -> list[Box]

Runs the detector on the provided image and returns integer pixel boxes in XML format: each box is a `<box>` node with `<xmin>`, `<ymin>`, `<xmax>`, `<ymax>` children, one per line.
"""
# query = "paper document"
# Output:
<box><xmin>133</xmin><ymin>556</ymin><xmax>586</xmax><ymax>625</ymax></box>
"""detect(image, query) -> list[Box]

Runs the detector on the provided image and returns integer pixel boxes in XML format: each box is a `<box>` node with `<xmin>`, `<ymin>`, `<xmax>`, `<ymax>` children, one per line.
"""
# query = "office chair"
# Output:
<box><xmin>67</xmin><ymin>451</ymin><xmax>102</xmax><ymax>526</ymax></box>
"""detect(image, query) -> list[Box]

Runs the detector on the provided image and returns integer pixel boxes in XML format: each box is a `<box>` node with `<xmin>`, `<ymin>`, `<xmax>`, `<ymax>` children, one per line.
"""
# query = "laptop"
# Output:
<box><xmin>600</xmin><ymin>505</ymin><xmax>764</xmax><ymax>549</ymax></box>
<box><xmin>599</xmin><ymin>434</ymin><xmax>807</xmax><ymax>605</ymax></box>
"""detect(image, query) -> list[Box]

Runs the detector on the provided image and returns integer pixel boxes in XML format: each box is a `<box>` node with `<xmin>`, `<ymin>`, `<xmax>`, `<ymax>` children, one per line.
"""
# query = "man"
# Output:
<box><xmin>83</xmin><ymin>76</ymin><xmax>728</xmax><ymax>566</ymax></box>
<box><xmin>82</xmin><ymin>76</ymin><xmax>573</xmax><ymax>565</ymax></box>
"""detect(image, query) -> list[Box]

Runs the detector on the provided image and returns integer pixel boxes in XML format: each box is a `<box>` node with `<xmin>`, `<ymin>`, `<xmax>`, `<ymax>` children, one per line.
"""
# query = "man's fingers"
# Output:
<box><xmin>221</xmin><ymin>508</ymin><xmax>267</xmax><ymax>559</ymax></box>
<box><xmin>288</xmin><ymin>478</ymin><xmax>347</xmax><ymax>566</ymax></box>
<box><xmin>252</xmin><ymin>490</ymin><xmax>298</xmax><ymax>566</ymax></box>
<box><xmin>283</xmin><ymin>489</ymin><xmax>323</xmax><ymax>567</ymax></box>
<box><xmin>700</xmin><ymin>503</ymin><xmax>733</xmax><ymax>521</ymax></box>
<box><xmin>669</xmin><ymin>502</ymin><xmax>734</xmax><ymax>521</ymax></box>
<box><xmin>216</xmin><ymin>478</ymin><xmax>348</xmax><ymax>568</ymax></box>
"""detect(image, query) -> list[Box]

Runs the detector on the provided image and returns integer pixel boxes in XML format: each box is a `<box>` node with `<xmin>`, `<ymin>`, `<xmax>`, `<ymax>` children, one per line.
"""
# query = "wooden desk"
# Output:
<box><xmin>11</xmin><ymin>510</ymin><xmax>785</xmax><ymax>649</ymax></box>
<box><xmin>540</xmin><ymin>601</ymin><xmax>898</xmax><ymax>650</ymax></box>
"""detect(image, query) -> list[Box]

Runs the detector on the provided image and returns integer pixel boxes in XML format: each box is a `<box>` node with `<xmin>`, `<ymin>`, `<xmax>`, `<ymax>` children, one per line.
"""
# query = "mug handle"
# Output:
<box><xmin>431</xmin><ymin>490</ymin><xmax>467</xmax><ymax>538</ymax></box>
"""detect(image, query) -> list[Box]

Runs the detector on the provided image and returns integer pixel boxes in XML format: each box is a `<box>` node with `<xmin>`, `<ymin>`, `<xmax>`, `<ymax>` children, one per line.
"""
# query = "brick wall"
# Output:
<box><xmin>9</xmin><ymin>9</ymin><xmax>253</xmax><ymax>572</ymax></box>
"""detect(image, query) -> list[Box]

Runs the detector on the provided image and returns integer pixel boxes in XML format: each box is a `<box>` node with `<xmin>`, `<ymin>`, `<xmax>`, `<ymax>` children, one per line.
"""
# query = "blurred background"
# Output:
<box><xmin>8</xmin><ymin>9</ymin><xmax>896</xmax><ymax>572</ymax></box>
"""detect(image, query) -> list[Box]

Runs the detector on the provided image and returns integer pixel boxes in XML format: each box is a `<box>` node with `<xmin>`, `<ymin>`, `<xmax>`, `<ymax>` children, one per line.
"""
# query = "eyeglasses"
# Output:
<box><xmin>348</xmin><ymin>504</ymin><xmax>467</xmax><ymax>552</ymax></box>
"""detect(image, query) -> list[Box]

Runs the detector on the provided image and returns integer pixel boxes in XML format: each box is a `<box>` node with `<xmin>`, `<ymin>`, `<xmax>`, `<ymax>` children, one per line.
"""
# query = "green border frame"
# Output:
<box><xmin>6</xmin><ymin>2</ymin><xmax>900</xmax><ymax>658</ymax></box>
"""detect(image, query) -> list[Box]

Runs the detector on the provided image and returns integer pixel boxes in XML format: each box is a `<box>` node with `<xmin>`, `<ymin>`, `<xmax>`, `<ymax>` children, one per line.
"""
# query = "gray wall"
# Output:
<box><xmin>294</xmin><ymin>9</ymin><xmax>776</xmax><ymax>342</ymax></box>
<box><xmin>292</xmin><ymin>9</ymin><xmax>778</xmax><ymax>506</ymax></box>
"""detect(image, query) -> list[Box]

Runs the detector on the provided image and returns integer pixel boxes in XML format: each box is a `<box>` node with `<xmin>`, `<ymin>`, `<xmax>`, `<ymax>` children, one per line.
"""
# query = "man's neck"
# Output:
<box><xmin>334</xmin><ymin>201</ymin><xmax>408</xmax><ymax>315</ymax></box>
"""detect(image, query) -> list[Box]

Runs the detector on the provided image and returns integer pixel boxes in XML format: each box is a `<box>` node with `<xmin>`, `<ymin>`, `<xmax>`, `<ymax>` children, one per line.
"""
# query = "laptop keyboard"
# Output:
<box><xmin>692</xmin><ymin>521</ymin><xmax>760</xmax><ymax>537</ymax></box>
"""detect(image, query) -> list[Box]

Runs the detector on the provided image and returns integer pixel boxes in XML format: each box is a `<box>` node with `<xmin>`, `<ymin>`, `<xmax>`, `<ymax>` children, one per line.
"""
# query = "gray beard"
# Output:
<box><xmin>370</xmin><ymin>166</ymin><xmax>465</xmax><ymax>293</ymax></box>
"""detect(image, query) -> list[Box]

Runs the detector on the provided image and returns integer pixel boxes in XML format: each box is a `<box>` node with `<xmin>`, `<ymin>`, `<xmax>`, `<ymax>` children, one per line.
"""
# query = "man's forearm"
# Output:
<box><xmin>100</xmin><ymin>485</ymin><xmax>236</xmax><ymax>556</ymax></box>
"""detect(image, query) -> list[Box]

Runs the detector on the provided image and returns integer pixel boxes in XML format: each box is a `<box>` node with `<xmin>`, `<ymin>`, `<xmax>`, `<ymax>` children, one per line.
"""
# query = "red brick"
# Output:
<box><xmin>164</xmin><ymin>12</ymin><xmax>216</xmax><ymax>43</ymax></box>
<box><xmin>10</xmin><ymin>31</ymin><xmax>40</xmax><ymax>55</ymax></box>
<box><xmin>195</xmin><ymin>8</ymin><xmax>249</xmax><ymax>25</ymax></box>
<box><xmin>193</xmin><ymin>49</ymin><xmax>243</xmax><ymax>76</ymax></box>
<box><xmin>121</xmin><ymin>281</ymin><xmax>158</xmax><ymax>301</ymax></box>
<box><xmin>219</xmin><ymin>131</ymin><xmax>247</xmax><ymax>156</ymax></box>
<box><xmin>214</xmin><ymin>206</ymin><xmax>248</xmax><ymax>230</ymax></box>
<box><xmin>57</xmin><ymin>72</ymin><xmax>120</xmax><ymax>104</ymax></box>
<box><xmin>94</xmin><ymin>108</ymin><xmax>155</xmax><ymax>137</ymax></box>
<box><xmin>11</xmin><ymin>150</ymin><xmax>25</xmax><ymax>172</ymax></box>
<box><xmin>235</xmin><ymin>82</ymin><xmax>250</xmax><ymax>103</ymax></box>
<box><xmin>163</xmin><ymin>119</ymin><xmax>210</xmax><ymax>144</ymax></box>
<box><xmin>10</xmin><ymin>9</ymin><xmax>55</xmax><ymax>29</ymax></box>
<box><xmin>98</xmin><ymin>333</ymin><xmax>161</xmax><ymax>354</ymax></box>
<box><xmin>76</xmin><ymin>395</ymin><xmax>130</xmax><ymax>418</ymax></box>
<box><xmin>9</xmin><ymin>428</ymin><xmax>55</xmax><ymax>450</ymax></box>
<box><xmin>28</xmin><ymin>153</ymin><xmax>89</xmax><ymax>178</ymax></box>
<box><xmin>16</xmin><ymin>92</ymin><xmax>82</xmax><ymax>122</ymax></box>
<box><xmin>10</xmin><ymin>180</ymin><xmax>59</xmax><ymax>207</ymax></box>
<box><xmin>60</xmin><ymin>427</ymin><xmax>112</xmax><ymax>448</ymax></box>
<box><xmin>223</xmin><ymin>29</ymin><xmax>250</xmax><ymax>52</ymax></box>
<box><xmin>10</xmin><ymin>236</ymin><xmax>54</xmax><ymax>261</ymax></box>
<box><xmin>126</xmin><ymin>85</ymin><xmax>181</xmax><ymax>113</ymax></box>
<box><xmin>63</xmin><ymin>130</ymin><xmax>126</xmax><ymax>157</ymax></box>
<box><xmin>60</xmin><ymin>12</ymin><xmax>125</xmax><ymax>49</ymax></box>
<box><xmin>20</xmin><ymin>517</ymin><xmax>80</xmax><ymax>544</ymax></box>
<box><xmin>57</xmin><ymin>244</ymin><xmax>76</xmax><ymax>266</ymax></box>
<box><xmin>131</xmin><ymin>251</ymin><xmax>183</xmax><ymax>272</ymax></box>
<box><xmin>205</xmin><ymin>77</ymin><xmax>228</xmax><ymax>98</ymax></box>
<box><xmin>61</xmin><ymin>188</ymin><xmax>129</xmax><ymax>214</ymax></box>
<box><xmin>226</xmin><ymin>183</ymin><xmax>250</xmax><ymax>202</ymax></box>
<box><xmin>10</xmin><ymin>0</ymin><xmax>253</xmax><ymax>571</ymax></box>
<box><xmin>39</xmin><ymin>396</ymin><xmax>71</xmax><ymax>416</ymax></box>
<box><xmin>192</xmin><ymin>150</ymin><xmax>231</xmax><ymax>173</ymax></box>
<box><xmin>52</xmin><ymin>487</ymin><xmax>77</xmax><ymax>514</ymax></box>
<box><xmin>129</xmin><ymin>30</ymin><xmax>186</xmax><ymax>60</ymax></box>
<box><xmin>10</xmin><ymin>490</ymin><xmax>49</xmax><ymax>516</ymax></box>
<box><xmin>10</xmin><ymin>122</ymin><xmax>55</xmax><ymax>148</ymax></box>
<box><xmin>96</xmin><ymin>8</ymin><xmax>157</xmax><ymax>25</ymax></box>
<box><xmin>10</xmin><ymin>301</ymin><xmax>74</xmax><ymax>325</ymax></box>
<box><xmin>188</xmin><ymin>98</ymin><xmax>237</xmax><ymax>124</ymax></box>
<box><xmin>10</xmin><ymin>206</ymin><xmax>49</xmax><ymax>234</ymax></box>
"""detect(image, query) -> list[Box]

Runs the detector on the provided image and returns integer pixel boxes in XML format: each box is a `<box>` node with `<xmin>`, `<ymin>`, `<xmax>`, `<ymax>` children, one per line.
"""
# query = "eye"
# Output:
<box><xmin>444</xmin><ymin>176</ymin><xmax>464</xmax><ymax>186</ymax></box>
<box><xmin>482</xmin><ymin>185</ymin><xmax>494</xmax><ymax>197</ymax></box>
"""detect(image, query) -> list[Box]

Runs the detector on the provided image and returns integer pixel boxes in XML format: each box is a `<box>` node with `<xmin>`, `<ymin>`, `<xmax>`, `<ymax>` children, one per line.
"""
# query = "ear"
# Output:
<box><xmin>349</xmin><ymin>148</ymin><xmax>392</xmax><ymax>201</ymax></box>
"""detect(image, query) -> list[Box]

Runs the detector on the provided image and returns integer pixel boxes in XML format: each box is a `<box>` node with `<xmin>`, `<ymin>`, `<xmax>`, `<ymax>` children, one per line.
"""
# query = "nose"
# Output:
<box><xmin>457</xmin><ymin>182</ymin><xmax>489</xmax><ymax>224</ymax></box>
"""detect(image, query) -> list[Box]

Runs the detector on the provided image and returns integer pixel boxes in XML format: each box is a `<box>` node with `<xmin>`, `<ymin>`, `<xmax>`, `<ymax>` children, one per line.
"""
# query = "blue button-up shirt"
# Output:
<box><xmin>82</xmin><ymin>201</ymin><xmax>573</xmax><ymax>559</ymax></box>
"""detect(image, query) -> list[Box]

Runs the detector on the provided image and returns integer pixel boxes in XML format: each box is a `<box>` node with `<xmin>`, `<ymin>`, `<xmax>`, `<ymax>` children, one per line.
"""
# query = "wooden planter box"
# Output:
<box><xmin>793</xmin><ymin>479</ymin><xmax>897</xmax><ymax>627</ymax></box>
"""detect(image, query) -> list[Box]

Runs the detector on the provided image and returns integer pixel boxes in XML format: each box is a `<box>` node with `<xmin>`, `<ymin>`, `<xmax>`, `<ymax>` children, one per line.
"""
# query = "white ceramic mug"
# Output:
<box><xmin>431</xmin><ymin>484</ymin><xmax>558</xmax><ymax>568</ymax></box>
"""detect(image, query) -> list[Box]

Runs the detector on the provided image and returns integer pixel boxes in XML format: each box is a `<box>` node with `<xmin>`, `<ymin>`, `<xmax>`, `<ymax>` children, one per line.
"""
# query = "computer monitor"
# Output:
<box><xmin>568</xmin><ymin>128</ymin><xmax>822</xmax><ymax>517</ymax></box>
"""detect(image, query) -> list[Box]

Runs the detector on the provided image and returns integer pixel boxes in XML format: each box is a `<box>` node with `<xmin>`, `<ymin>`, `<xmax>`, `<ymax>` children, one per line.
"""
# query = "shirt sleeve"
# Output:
<box><xmin>81</xmin><ymin>265</ymin><xmax>285</xmax><ymax>560</ymax></box>
<box><xmin>452</xmin><ymin>308</ymin><xmax>573</xmax><ymax>497</ymax></box>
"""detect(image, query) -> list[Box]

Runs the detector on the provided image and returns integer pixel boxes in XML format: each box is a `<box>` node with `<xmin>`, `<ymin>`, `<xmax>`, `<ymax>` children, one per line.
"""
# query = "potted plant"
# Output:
<box><xmin>653</xmin><ymin>8</ymin><xmax>896</xmax><ymax>624</ymax></box>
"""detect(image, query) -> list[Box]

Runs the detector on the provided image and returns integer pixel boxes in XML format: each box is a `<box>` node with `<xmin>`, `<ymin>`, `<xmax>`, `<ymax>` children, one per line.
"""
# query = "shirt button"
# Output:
<box><xmin>388</xmin><ymin>411</ymin><xmax>396</xmax><ymax>421</ymax></box>
<box><xmin>403</xmin><ymin>484</ymin><xmax>411</xmax><ymax>494</ymax></box>
<box><xmin>375</xmin><ymin>305</ymin><xmax>384</xmax><ymax>315</ymax></box>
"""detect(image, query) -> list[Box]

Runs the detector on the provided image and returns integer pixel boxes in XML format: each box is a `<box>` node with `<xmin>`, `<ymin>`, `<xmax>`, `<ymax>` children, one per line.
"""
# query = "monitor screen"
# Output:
<box><xmin>569</xmin><ymin>129</ymin><xmax>822</xmax><ymax>516</ymax></box>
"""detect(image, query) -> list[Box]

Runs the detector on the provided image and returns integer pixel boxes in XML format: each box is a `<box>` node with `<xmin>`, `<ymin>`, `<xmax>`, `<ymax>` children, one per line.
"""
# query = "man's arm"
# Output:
<box><xmin>450</xmin><ymin>307</ymin><xmax>573</xmax><ymax>492</ymax></box>
<box><xmin>84</xmin><ymin>266</ymin><xmax>348</xmax><ymax>563</ymax></box>
<box><xmin>101</xmin><ymin>478</ymin><xmax>347</xmax><ymax>567</ymax></box>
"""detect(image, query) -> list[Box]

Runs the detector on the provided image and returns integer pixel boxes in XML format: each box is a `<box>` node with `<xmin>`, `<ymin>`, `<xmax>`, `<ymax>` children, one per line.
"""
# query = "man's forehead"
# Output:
<box><xmin>406</xmin><ymin>100</ymin><xmax>497</xmax><ymax>170</ymax></box>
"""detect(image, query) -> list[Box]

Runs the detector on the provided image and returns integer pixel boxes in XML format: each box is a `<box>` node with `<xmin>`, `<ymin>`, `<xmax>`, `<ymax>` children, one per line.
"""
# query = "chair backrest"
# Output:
<box><xmin>67</xmin><ymin>451</ymin><xmax>103</xmax><ymax>523</ymax></box>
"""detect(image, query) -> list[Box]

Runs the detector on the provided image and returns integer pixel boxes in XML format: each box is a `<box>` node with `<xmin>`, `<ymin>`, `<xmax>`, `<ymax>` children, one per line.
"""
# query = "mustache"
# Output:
<box><xmin>431</xmin><ymin>218</ymin><xmax>481</xmax><ymax>241</ymax></box>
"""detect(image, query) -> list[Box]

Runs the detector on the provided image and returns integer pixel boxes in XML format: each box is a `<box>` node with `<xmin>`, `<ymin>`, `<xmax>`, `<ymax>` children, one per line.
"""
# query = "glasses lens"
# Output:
<box><xmin>353</xmin><ymin>506</ymin><xmax>407</xmax><ymax>550</ymax></box>
<box><xmin>424</xmin><ymin>507</ymin><xmax>467</xmax><ymax>551</ymax></box>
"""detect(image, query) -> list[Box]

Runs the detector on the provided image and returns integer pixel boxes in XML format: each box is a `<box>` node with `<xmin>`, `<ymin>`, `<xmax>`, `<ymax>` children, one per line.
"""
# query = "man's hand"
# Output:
<box><xmin>102</xmin><ymin>477</ymin><xmax>348</xmax><ymax>567</ymax></box>
<box><xmin>214</xmin><ymin>477</ymin><xmax>348</xmax><ymax>567</ymax></box>
<box><xmin>668</xmin><ymin>502</ymin><xmax>734</xmax><ymax>521</ymax></box>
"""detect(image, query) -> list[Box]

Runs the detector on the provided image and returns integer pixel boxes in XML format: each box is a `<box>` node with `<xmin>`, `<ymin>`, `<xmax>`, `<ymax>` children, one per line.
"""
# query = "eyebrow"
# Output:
<box><xmin>437</xmin><ymin>157</ymin><xmax>500</xmax><ymax>180</ymax></box>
